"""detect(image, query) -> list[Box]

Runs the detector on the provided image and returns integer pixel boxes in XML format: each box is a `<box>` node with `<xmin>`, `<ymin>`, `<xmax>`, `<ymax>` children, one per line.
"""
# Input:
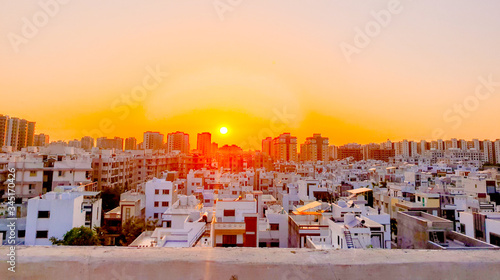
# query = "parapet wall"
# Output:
<box><xmin>1</xmin><ymin>247</ymin><xmax>500</xmax><ymax>280</ymax></box>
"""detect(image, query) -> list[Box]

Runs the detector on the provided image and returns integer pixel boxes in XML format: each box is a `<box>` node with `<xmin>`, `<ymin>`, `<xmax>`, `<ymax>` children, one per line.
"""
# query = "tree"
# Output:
<box><xmin>50</xmin><ymin>226</ymin><xmax>101</xmax><ymax>246</ymax></box>
<box><xmin>101</xmin><ymin>186</ymin><xmax>123</xmax><ymax>213</ymax></box>
<box><xmin>119</xmin><ymin>217</ymin><xmax>157</xmax><ymax>246</ymax></box>
<box><xmin>390</xmin><ymin>218</ymin><xmax>398</xmax><ymax>240</ymax></box>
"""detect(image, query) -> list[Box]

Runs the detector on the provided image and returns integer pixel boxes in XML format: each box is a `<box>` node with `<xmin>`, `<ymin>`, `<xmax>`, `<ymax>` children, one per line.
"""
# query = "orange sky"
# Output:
<box><xmin>1</xmin><ymin>0</ymin><xmax>499</xmax><ymax>149</ymax></box>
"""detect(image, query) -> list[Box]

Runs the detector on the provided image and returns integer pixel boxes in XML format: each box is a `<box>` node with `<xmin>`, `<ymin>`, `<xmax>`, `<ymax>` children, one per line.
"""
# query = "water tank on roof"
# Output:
<box><xmin>188</xmin><ymin>195</ymin><xmax>196</xmax><ymax>206</ymax></box>
<box><xmin>179</xmin><ymin>195</ymin><xmax>187</xmax><ymax>206</ymax></box>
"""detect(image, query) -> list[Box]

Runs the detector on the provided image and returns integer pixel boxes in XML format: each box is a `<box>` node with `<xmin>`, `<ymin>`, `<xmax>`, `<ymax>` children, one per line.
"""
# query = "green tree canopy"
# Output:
<box><xmin>50</xmin><ymin>226</ymin><xmax>101</xmax><ymax>246</ymax></box>
<box><xmin>120</xmin><ymin>217</ymin><xmax>157</xmax><ymax>246</ymax></box>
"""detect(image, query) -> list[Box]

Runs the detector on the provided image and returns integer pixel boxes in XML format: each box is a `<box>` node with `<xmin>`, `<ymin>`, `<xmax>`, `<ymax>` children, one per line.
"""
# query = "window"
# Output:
<box><xmin>36</xmin><ymin>231</ymin><xmax>48</xmax><ymax>238</ymax></box>
<box><xmin>155</xmin><ymin>189</ymin><xmax>160</xmax><ymax>195</ymax></box>
<box><xmin>154</xmin><ymin>213</ymin><xmax>159</xmax><ymax>219</ymax></box>
<box><xmin>58</xmin><ymin>171</ymin><xmax>64</xmax><ymax>177</ymax></box>
<box><xmin>224</xmin><ymin>209</ymin><xmax>235</xmax><ymax>217</ymax></box>
<box><xmin>204</xmin><ymin>199</ymin><xmax>210</xmax><ymax>204</ymax></box>
<box><xmin>38</xmin><ymin>211</ymin><xmax>50</xmax><ymax>218</ymax></box>
<box><xmin>30</xmin><ymin>171</ymin><xmax>37</xmax><ymax>177</ymax></box>
<box><xmin>232</xmin><ymin>191</ymin><xmax>238</xmax><ymax>195</ymax></box>
<box><xmin>162</xmin><ymin>202</ymin><xmax>169</xmax><ymax>207</ymax></box>
<box><xmin>270</xmin><ymin>242</ymin><xmax>280</xmax><ymax>248</ymax></box>
<box><xmin>166</xmin><ymin>221</ymin><xmax>171</xmax><ymax>228</ymax></box>
<box><xmin>0</xmin><ymin>231</ymin><xmax>6</xmax><ymax>240</ymax></box>
<box><xmin>490</xmin><ymin>233</ymin><xmax>500</xmax><ymax>246</ymax></box>
<box><xmin>85</xmin><ymin>211</ymin><xmax>92</xmax><ymax>222</ymax></box>
<box><xmin>18</xmin><ymin>230</ymin><xmax>26</xmax><ymax>238</ymax></box>
<box><xmin>270</xmin><ymin>223</ymin><xmax>279</xmax><ymax>231</ymax></box>
<box><xmin>222</xmin><ymin>235</ymin><xmax>237</xmax><ymax>247</ymax></box>
<box><xmin>29</xmin><ymin>184</ymin><xmax>35</xmax><ymax>190</ymax></box>
<box><xmin>154</xmin><ymin>202</ymin><xmax>159</xmax><ymax>207</ymax></box>
<box><xmin>162</xmin><ymin>189</ymin><xmax>169</xmax><ymax>195</ymax></box>
<box><xmin>125</xmin><ymin>208</ymin><xmax>131</xmax><ymax>221</ymax></box>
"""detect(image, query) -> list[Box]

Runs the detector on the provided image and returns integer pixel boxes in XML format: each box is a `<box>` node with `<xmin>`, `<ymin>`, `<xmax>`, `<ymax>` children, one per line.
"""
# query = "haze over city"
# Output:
<box><xmin>2</xmin><ymin>0</ymin><xmax>500</xmax><ymax>147</ymax></box>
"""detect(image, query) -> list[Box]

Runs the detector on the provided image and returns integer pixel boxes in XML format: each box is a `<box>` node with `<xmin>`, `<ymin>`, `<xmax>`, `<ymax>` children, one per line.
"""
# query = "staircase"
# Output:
<box><xmin>430</xmin><ymin>231</ymin><xmax>438</xmax><ymax>243</ymax></box>
<box><xmin>344</xmin><ymin>230</ymin><xmax>354</xmax><ymax>249</ymax></box>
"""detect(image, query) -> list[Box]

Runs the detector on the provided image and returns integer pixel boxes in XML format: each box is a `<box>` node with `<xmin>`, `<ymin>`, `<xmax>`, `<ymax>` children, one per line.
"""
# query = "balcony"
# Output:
<box><xmin>213</xmin><ymin>222</ymin><xmax>245</xmax><ymax>231</ymax></box>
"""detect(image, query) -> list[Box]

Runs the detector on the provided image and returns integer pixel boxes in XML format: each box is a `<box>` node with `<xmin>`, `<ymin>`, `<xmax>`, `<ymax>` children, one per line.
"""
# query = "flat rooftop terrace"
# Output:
<box><xmin>2</xmin><ymin>247</ymin><xmax>500</xmax><ymax>280</ymax></box>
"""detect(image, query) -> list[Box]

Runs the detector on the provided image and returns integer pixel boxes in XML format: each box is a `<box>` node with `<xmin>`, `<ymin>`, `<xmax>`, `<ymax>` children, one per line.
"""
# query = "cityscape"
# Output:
<box><xmin>2</xmin><ymin>0</ymin><xmax>500</xmax><ymax>279</ymax></box>
<box><xmin>1</xmin><ymin>113</ymin><xmax>499</xmax><ymax>248</ymax></box>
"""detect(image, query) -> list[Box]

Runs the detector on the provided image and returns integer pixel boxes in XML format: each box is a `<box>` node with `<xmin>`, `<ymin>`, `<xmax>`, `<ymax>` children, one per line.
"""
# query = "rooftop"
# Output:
<box><xmin>2</xmin><ymin>247</ymin><xmax>500</xmax><ymax>280</ymax></box>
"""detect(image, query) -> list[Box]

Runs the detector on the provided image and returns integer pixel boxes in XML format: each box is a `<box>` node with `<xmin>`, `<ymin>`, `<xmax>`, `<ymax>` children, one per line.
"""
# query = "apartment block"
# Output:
<box><xmin>25</xmin><ymin>185</ymin><xmax>101</xmax><ymax>245</ymax></box>
<box><xmin>197</xmin><ymin>132</ymin><xmax>211</xmax><ymax>155</ymax></box>
<box><xmin>167</xmin><ymin>131</ymin><xmax>189</xmax><ymax>154</ymax></box>
<box><xmin>271</xmin><ymin>133</ymin><xmax>298</xmax><ymax>163</ymax></box>
<box><xmin>300</xmin><ymin>134</ymin><xmax>329</xmax><ymax>162</ymax></box>
<box><xmin>125</xmin><ymin>137</ymin><xmax>137</xmax><ymax>150</ymax></box>
<box><xmin>34</xmin><ymin>134</ymin><xmax>50</xmax><ymax>147</ymax></box>
<box><xmin>145</xmin><ymin>178</ymin><xmax>177</xmax><ymax>221</ymax></box>
<box><xmin>144</xmin><ymin>131</ymin><xmax>164</xmax><ymax>150</ymax></box>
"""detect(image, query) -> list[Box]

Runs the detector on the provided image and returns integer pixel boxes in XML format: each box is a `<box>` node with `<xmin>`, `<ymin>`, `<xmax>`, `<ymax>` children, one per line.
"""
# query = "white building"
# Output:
<box><xmin>459</xmin><ymin>211</ymin><xmax>500</xmax><ymax>246</ymax></box>
<box><xmin>211</xmin><ymin>195</ymin><xmax>258</xmax><ymax>247</ymax></box>
<box><xmin>145</xmin><ymin>178</ymin><xmax>177</xmax><ymax>221</ymax></box>
<box><xmin>25</xmin><ymin>185</ymin><xmax>101</xmax><ymax>245</ymax></box>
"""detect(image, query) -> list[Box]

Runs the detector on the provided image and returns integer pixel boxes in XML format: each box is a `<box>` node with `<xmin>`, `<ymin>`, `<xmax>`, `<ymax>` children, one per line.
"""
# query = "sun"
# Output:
<box><xmin>220</xmin><ymin>127</ymin><xmax>228</xmax><ymax>134</ymax></box>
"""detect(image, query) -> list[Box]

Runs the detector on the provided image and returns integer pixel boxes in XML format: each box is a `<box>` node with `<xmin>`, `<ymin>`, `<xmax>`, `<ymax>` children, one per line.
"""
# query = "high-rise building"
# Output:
<box><xmin>68</xmin><ymin>139</ymin><xmax>82</xmax><ymax>148</ymax></box>
<box><xmin>362</xmin><ymin>143</ymin><xmax>395</xmax><ymax>162</ymax></box>
<box><xmin>0</xmin><ymin>114</ymin><xmax>8</xmax><ymax>147</ymax></box>
<box><xmin>494</xmin><ymin>140</ymin><xmax>500</xmax><ymax>164</ymax></box>
<box><xmin>17</xmin><ymin>119</ymin><xmax>28</xmax><ymax>150</ymax></box>
<box><xmin>437</xmin><ymin>139</ymin><xmax>444</xmax><ymax>151</ymax></box>
<box><xmin>338</xmin><ymin>143</ymin><xmax>362</xmax><ymax>161</ymax></box>
<box><xmin>211</xmin><ymin>142</ymin><xmax>219</xmax><ymax>154</ymax></box>
<box><xmin>81</xmin><ymin>136</ymin><xmax>94</xmax><ymax>151</ymax></box>
<box><xmin>410</xmin><ymin>141</ymin><xmax>418</xmax><ymax>157</ymax></box>
<box><xmin>27</xmin><ymin>121</ymin><xmax>35</xmax><ymax>147</ymax></box>
<box><xmin>459</xmin><ymin>139</ymin><xmax>468</xmax><ymax>151</ymax></box>
<box><xmin>34</xmin><ymin>134</ymin><xmax>50</xmax><ymax>147</ymax></box>
<box><xmin>271</xmin><ymin>133</ymin><xmax>298</xmax><ymax>162</ymax></box>
<box><xmin>483</xmin><ymin>140</ymin><xmax>494</xmax><ymax>164</ymax></box>
<box><xmin>96</xmin><ymin>137</ymin><xmax>124</xmax><ymax>151</ymax></box>
<box><xmin>143</xmin><ymin>131</ymin><xmax>164</xmax><ymax>150</ymax></box>
<box><xmin>262</xmin><ymin>137</ymin><xmax>272</xmax><ymax>156</ymax></box>
<box><xmin>197</xmin><ymin>132</ymin><xmax>211</xmax><ymax>155</ymax></box>
<box><xmin>329</xmin><ymin>145</ymin><xmax>338</xmax><ymax>160</ymax></box>
<box><xmin>125</xmin><ymin>137</ymin><xmax>137</xmax><ymax>150</ymax></box>
<box><xmin>167</xmin><ymin>131</ymin><xmax>189</xmax><ymax>154</ymax></box>
<box><xmin>418</xmin><ymin>140</ymin><xmax>428</xmax><ymax>155</ymax></box>
<box><xmin>300</xmin><ymin>134</ymin><xmax>329</xmax><ymax>162</ymax></box>
<box><xmin>6</xmin><ymin>117</ymin><xmax>20</xmax><ymax>150</ymax></box>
